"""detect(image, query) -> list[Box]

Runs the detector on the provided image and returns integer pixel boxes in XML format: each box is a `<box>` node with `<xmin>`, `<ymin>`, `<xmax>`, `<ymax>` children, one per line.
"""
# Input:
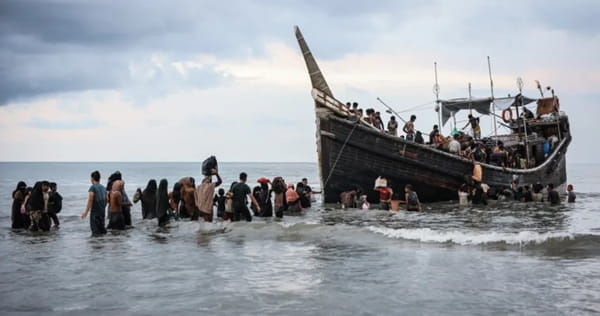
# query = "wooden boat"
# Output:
<box><xmin>294</xmin><ymin>26</ymin><xmax>571</xmax><ymax>203</ymax></box>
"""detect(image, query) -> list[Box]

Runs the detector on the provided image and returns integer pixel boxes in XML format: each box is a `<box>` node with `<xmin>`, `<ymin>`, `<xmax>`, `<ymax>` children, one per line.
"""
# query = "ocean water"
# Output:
<box><xmin>0</xmin><ymin>162</ymin><xmax>599</xmax><ymax>315</ymax></box>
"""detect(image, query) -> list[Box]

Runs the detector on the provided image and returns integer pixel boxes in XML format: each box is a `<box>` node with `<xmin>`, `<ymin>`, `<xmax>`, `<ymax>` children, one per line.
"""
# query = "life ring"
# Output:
<box><xmin>502</xmin><ymin>108</ymin><xmax>513</xmax><ymax>123</ymax></box>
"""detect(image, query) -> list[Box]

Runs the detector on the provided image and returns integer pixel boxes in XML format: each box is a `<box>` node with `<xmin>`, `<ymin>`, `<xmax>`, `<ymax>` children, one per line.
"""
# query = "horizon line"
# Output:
<box><xmin>0</xmin><ymin>161</ymin><xmax>318</xmax><ymax>164</ymax></box>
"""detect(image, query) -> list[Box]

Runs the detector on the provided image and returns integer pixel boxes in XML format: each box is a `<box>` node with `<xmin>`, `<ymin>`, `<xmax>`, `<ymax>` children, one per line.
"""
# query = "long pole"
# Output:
<box><xmin>434</xmin><ymin>62</ymin><xmax>441</xmax><ymax>130</ymax></box>
<box><xmin>487</xmin><ymin>56</ymin><xmax>498</xmax><ymax>143</ymax></box>
<box><xmin>468</xmin><ymin>82</ymin><xmax>472</xmax><ymax>115</ymax></box>
<box><xmin>518</xmin><ymin>78</ymin><xmax>530</xmax><ymax>168</ymax></box>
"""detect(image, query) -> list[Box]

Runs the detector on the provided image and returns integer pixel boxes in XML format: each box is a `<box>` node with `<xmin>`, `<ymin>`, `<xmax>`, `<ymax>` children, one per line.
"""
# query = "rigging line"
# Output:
<box><xmin>391</xmin><ymin>100</ymin><xmax>435</xmax><ymax>114</ymax></box>
<box><xmin>323</xmin><ymin>122</ymin><xmax>360</xmax><ymax>189</ymax></box>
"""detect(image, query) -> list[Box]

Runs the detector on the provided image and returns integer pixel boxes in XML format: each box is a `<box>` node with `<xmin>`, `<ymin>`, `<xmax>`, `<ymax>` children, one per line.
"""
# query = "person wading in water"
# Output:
<box><xmin>82</xmin><ymin>171</ymin><xmax>107</xmax><ymax>236</ymax></box>
<box><xmin>229</xmin><ymin>172</ymin><xmax>260</xmax><ymax>222</ymax></box>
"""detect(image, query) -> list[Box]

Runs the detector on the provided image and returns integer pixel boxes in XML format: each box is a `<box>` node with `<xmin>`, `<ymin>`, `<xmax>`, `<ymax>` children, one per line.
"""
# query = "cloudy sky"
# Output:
<box><xmin>1</xmin><ymin>0</ymin><xmax>598</xmax><ymax>162</ymax></box>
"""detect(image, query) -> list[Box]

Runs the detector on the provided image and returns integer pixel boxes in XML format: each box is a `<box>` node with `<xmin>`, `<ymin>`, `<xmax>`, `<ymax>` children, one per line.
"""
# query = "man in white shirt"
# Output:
<box><xmin>449</xmin><ymin>135</ymin><xmax>461</xmax><ymax>155</ymax></box>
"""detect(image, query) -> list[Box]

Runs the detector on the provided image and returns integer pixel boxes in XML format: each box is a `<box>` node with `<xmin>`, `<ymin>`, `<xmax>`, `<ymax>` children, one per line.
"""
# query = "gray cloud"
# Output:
<box><xmin>1</xmin><ymin>0</ymin><xmax>598</xmax><ymax>105</ymax></box>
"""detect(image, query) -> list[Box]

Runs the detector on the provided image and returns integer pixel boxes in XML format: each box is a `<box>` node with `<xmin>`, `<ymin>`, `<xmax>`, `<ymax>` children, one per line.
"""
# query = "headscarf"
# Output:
<box><xmin>28</xmin><ymin>182</ymin><xmax>44</xmax><ymax>211</ymax></box>
<box><xmin>13</xmin><ymin>181</ymin><xmax>27</xmax><ymax>199</ymax></box>
<box><xmin>156</xmin><ymin>179</ymin><xmax>170</xmax><ymax>218</ymax></box>
<box><xmin>171</xmin><ymin>182</ymin><xmax>182</xmax><ymax>203</ymax></box>
<box><xmin>141</xmin><ymin>179</ymin><xmax>157</xmax><ymax>219</ymax></box>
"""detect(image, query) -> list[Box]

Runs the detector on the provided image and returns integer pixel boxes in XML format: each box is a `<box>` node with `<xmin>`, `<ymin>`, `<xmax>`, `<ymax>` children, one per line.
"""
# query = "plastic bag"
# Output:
<box><xmin>201</xmin><ymin>156</ymin><xmax>218</xmax><ymax>176</ymax></box>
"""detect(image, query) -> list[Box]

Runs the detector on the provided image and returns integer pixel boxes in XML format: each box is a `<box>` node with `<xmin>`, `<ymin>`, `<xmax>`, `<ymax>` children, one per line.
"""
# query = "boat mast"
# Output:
<box><xmin>517</xmin><ymin>77</ymin><xmax>530</xmax><ymax>168</ymax></box>
<box><xmin>434</xmin><ymin>62</ymin><xmax>442</xmax><ymax>130</ymax></box>
<box><xmin>468</xmin><ymin>82</ymin><xmax>473</xmax><ymax>116</ymax></box>
<box><xmin>487</xmin><ymin>56</ymin><xmax>498</xmax><ymax>142</ymax></box>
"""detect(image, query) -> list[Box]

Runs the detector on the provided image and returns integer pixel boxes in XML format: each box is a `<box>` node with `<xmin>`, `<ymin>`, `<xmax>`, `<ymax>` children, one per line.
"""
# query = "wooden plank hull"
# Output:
<box><xmin>317</xmin><ymin>114</ymin><xmax>570</xmax><ymax>203</ymax></box>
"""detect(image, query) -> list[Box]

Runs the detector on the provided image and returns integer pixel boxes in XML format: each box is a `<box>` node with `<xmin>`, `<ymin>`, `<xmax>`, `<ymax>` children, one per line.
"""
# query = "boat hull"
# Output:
<box><xmin>317</xmin><ymin>114</ymin><xmax>570</xmax><ymax>203</ymax></box>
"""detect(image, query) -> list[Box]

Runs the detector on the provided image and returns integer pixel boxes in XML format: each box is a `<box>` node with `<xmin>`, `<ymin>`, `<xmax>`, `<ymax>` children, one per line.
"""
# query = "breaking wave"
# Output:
<box><xmin>366</xmin><ymin>226</ymin><xmax>580</xmax><ymax>246</ymax></box>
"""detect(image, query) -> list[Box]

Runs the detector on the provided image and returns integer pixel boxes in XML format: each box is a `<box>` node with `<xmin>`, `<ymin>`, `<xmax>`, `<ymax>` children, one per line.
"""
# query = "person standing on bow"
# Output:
<box><xmin>403</xmin><ymin>115</ymin><xmax>417</xmax><ymax>141</ymax></box>
<box><xmin>463</xmin><ymin>114</ymin><xmax>481</xmax><ymax>139</ymax></box>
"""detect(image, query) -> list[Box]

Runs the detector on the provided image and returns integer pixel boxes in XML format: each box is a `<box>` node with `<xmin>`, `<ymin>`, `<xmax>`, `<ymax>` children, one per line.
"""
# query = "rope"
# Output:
<box><xmin>323</xmin><ymin>122</ymin><xmax>360</xmax><ymax>189</ymax></box>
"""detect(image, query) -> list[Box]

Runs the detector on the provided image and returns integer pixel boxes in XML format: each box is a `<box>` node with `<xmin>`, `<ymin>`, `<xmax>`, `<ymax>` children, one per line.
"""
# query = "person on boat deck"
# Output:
<box><xmin>374</xmin><ymin>112</ymin><xmax>384</xmax><ymax>131</ymax></box>
<box><xmin>356</xmin><ymin>109</ymin><xmax>364</xmax><ymax>121</ymax></box>
<box><xmin>82</xmin><ymin>171</ymin><xmax>107</xmax><ymax>236</ymax></box>
<box><xmin>352</xmin><ymin>102</ymin><xmax>359</xmax><ymax>113</ymax></box>
<box><xmin>404</xmin><ymin>184</ymin><xmax>422</xmax><ymax>211</ymax></box>
<box><xmin>364</xmin><ymin>108</ymin><xmax>375</xmax><ymax>124</ymax></box>
<box><xmin>521</xmin><ymin>107</ymin><xmax>534</xmax><ymax>120</ymax></box>
<box><xmin>491</xmin><ymin>144</ymin><xmax>508</xmax><ymax>167</ymax></box>
<box><xmin>229</xmin><ymin>172</ymin><xmax>260</xmax><ymax>222</ymax></box>
<box><xmin>429</xmin><ymin>124</ymin><xmax>439</xmax><ymax>144</ymax></box>
<box><xmin>547</xmin><ymin>183</ymin><xmax>560</xmax><ymax>205</ymax></box>
<box><xmin>462</xmin><ymin>114</ymin><xmax>481</xmax><ymax>139</ymax></box>
<box><xmin>472</xmin><ymin>143</ymin><xmax>487</xmax><ymax>163</ymax></box>
<box><xmin>11</xmin><ymin>181</ymin><xmax>30</xmax><ymax>229</ymax></box>
<box><xmin>213</xmin><ymin>188</ymin><xmax>227</xmax><ymax>219</ymax></box>
<box><xmin>47</xmin><ymin>182</ymin><xmax>62</xmax><ymax>228</ymax></box>
<box><xmin>285</xmin><ymin>183</ymin><xmax>303</xmax><ymax>213</ymax></box>
<box><xmin>567</xmin><ymin>184</ymin><xmax>576</xmax><ymax>203</ymax></box>
<box><xmin>107</xmin><ymin>180</ymin><xmax>126</xmax><ymax>230</ymax></box>
<box><xmin>522</xmin><ymin>185</ymin><xmax>533</xmax><ymax>202</ymax></box>
<box><xmin>403</xmin><ymin>115</ymin><xmax>416</xmax><ymax>141</ymax></box>
<box><xmin>195</xmin><ymin>171</ymin><xmax>222</xmax><ymax>222</ymax></box>
<box><xmin>387</xmin><ymin>116</ymin><xmax>398</xmax><ymax>136</ymax></box>
<box><xmin>448</xmin><ymin>134</ymin><xmax>461</xmax><ymax>155</ymax></box>
<box><xmin>345</xmin><ymin>102</ymin><xmax>351</xmax><ymax>111</ymax></box>
<box><xmin>377</xmin><ymin>184</ymin><xmax>393</xmax><ymax>211</ymax></box>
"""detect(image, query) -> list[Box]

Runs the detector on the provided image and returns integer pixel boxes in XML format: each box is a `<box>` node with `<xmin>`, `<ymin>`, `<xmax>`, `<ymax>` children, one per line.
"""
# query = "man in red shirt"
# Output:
<box><xmin>377</xmin><ymin>185</ymin><xmax>393</xmax><ymax>211</ymax></box>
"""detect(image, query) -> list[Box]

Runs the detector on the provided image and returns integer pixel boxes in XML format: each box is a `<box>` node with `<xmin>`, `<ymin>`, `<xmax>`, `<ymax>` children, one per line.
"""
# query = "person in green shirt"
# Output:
<box><xmin>229</xmin><ymin>172</ymin><xmax>261</xmax><ymax>222</ymax></box>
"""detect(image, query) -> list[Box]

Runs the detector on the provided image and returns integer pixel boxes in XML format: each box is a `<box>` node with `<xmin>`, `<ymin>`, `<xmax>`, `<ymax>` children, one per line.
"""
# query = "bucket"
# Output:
<box><xmin>374</xmin><ymin>177</ymin><xmax>387</xmax><ymax>189</ymax></box>
<box><xmin>390</xmin><ymin>200</ymin><xmax>401</xmax><ymax>211</ymax></box>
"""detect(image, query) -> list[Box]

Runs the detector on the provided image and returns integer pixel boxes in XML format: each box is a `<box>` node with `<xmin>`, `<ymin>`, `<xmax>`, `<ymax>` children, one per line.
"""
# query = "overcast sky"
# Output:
<box><xmin>0</xmin><ymin>0</ymin><xmax>598</xmax><ymax>162</ymax></box>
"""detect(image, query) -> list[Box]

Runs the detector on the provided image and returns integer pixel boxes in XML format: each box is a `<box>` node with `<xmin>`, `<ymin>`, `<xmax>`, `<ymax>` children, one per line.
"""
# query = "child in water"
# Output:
<box><xmin>567</xmin><ymin>184</ymin><xmax>576</xmax><ymax>203</ymax></box>
<box><xmin>359</xmin><ymin>195</ymin><xmax>370</xmax><ymax>210</ymax></box>
<box><xmin>214</xmin><ymin>188</ymin><xmax>226</xmax><ymax>219</ymax></box>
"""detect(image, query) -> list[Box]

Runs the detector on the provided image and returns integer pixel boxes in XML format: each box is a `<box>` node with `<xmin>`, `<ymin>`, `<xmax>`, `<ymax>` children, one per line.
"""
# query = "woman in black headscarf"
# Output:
<box><xmin>156</xmin><ymin>179</ymin><xmax>170</xmax><ymax>226</ymax></box>
<box><xmin>27</xmin><ymin>182</ymin><xmax>51</xmax><ymax>231</ymax></box>
<box><xmin>11</xmin><ymin>181</ymin><xmax>30</xmax><ymax>229</ymax></box>
<box><xmin>169</xmin><ymin>182</ymin><xmax>182</xmax><ymax>219</ymax></box>
<box><xmin>257</xmin><ymin>182</ymin><xmax>273</xmax><ymax>217</ymax></box>
<box><xmin>141</xmin><ymin>180</ymin><xmax>157</xmax><ymax>219</ymax></box>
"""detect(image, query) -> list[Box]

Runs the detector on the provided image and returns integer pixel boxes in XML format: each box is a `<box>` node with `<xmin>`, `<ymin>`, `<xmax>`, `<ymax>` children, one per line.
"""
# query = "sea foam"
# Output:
<box><xmin>367</xmin><ymin>226</ymin><xmax>574</xmax><ymax>246</ymax></box>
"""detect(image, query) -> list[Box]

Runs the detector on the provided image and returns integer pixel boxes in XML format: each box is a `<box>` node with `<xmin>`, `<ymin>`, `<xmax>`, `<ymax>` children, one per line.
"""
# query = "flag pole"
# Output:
<box><xmin>434</xmin><ymin>62</ymin><xmax>441</xmax><ymax>130</ymax></box>
<box><xmin>487</xmin><ymin>56</ymin><xmax>498</xmax><ymax>143</ymax></box>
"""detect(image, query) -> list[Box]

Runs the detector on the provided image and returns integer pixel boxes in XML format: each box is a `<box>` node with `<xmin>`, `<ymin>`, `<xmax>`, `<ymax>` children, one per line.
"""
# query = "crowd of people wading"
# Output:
<box><xmin>10</xmin><ymin>157</ymin><xmax>317</xmax><ymax>236</ymax></box>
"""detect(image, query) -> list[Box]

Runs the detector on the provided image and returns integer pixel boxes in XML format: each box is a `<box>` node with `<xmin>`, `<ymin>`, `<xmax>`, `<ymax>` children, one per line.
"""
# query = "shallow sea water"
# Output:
<box><xmin>0</xmin><ymin>162</ymin><xmax>599</xmax><ymax>315</ymax></box>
